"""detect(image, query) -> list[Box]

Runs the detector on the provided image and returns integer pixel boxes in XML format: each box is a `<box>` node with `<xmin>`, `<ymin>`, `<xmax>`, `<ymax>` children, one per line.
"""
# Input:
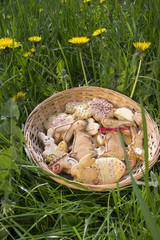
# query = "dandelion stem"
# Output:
<box><xmin>79</xmin><ymin>48</ymin><xmax>88</xmax><ymax>86</ymax></box>
<box><xmin>90</xmin><ymin>45</ymin><xmax>96</xmax><ymax>84</ymax></box>
<box><xmin>24</xmin><ymin>105</ymin><xmax>29</xmax><ymax>118</ymax></box>
<box><xmin>65</xmin><ymin>79</ymin><xmax>68</xmax><ymax>90</ymax></box>
<box><xmin>130</xmin><ymin>57</ymin><xmax>142</xmax><ymax>98</ymax></box>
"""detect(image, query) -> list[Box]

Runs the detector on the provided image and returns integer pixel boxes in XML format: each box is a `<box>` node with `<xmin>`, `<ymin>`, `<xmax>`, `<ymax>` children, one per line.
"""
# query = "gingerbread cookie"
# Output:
<box><xmin>89</xmin><ymin>97</ymin><xmax>114</xmax><ymax>108</ymax></box>
<box><xmin>48</xmin><ymin>153</ymin><xmax>78</xmax><ymax>174</ymax></box>
<box><xmin>64</xmin><ymin>119</ymin><xmax>96</xmax><ymax>161</ymax></box>
<box><xmin>85</xmin><ymin>118</ymin><xmax>100</xmax><ymax>135</ymax></box>
<box><xmin>87</xmin><ymin>97</ymin><xmax>115</xmax><ymax>122</ymax></box>
<box><xmin>100</xmin><ymin>118</ymin><xmax>135</xmax><ymax>159</ymax></box>
<box><xmin>38</xmin><ymin>128</ymin><xmax>68</xmax><ymax>163</ymax></box>
<box><xmin>132</xmin><ymin>112</ymin><xmax>142</xmax><ymax>127</ymax></box>
<box><xmin>71</xmin><ymin>153</ymin><xmax>126</xmax><ymax>185</ymax></box>
<box><xmin>114</xmin><ymin>107</ymin><xmax>134</xmax><ymax>121</ymax></box>
<box><xmin>123</xmin><ymin>153</ymin><xmax>137</xmax><ymax>175</ymax></box>
<box><xmin>92</xmin><ymin>133</ymin><xmax>105</xmax><ymax>148</ymax></box>
<box><xmin>123</xmin><ymin>126</ymin><xmax>145</xmax><ymax>175</ymax></box>
<box><xmin>75</xmin><ymin>105</ymin><xmax>92</xmax><ymax>119</ymax></box>
<box><xmin>94</xmin><ymin>146</ymin><xmax>105</xmax><ymax>157</ymax></box>
<box><xmin>127</xmin><ymin>127</ymin><xmax>145</xmax><ymax>161</ymax></box>
<box><xmin>65</xmin><ymin>102</ymin><xmax>87</xmax><ymax>114</ymax></box>
<box><xmin>45</xmin><ymin>113</ymin><xmax>74</xmax><ymax>130</ymax></box>
<box><xmin>44</xmin><ymin>113</ymin><xmax>75</xmax><ymax>143</ymax></box>
<box><xmin>95</xmin><ymin>157</ymin><xmax>126</xmax><ymax>184</ymax></box>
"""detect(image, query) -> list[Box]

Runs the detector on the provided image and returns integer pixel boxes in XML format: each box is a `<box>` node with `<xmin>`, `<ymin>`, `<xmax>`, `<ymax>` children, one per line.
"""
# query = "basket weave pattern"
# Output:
<box><xmin>24</xmin><ymin>87</ymin><xmax>160</xmax><ymax>191</ymax></box>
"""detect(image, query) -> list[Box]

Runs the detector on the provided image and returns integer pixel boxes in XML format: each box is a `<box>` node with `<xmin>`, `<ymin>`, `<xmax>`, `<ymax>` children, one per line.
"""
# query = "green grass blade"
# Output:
<box><xmin>118</xmin><ymin>128</ymin><xmax>160</xmax><ymax>240</ymax></box>
<box><xmin>140</xmin><ymin>98</ymin><xmax>149</xmax><ymax>187</ymax></box>
<box><xmin>57</xmin><ymin>40</ymin><xmax>73</xmax><ymax>87</ymax></box>
<box><xmin>72</xmin><ymin>226</ymin><xmax>82</xmax><ymax>240</ymax></box>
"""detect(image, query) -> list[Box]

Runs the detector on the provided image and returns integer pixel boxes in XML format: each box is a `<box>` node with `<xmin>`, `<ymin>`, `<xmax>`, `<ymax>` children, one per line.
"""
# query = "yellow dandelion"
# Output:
<box><xmin>23</xmin><ymin>52</ymin><xmax>31</xmax><ymax>58</ymax></box>
<box><xmin>133</xmin><ymin>41</ymin><xmax>151</xmax><ymax>51</ymax></box>
<box><xmin>31</xmin><ymin>48</ymin><xmax>36</xmax><ymax>53</ymax></box>
<box><xmin>84</xmin><ymin>0</ymin><xmax>91</xmax><ymax>2</ymax></box>
<box><xmin>12</xmin><ymin>92</ymin><xmax>26</xmax><ymax>103</ymax></box>
<box><xmin>92</xmin><ymin>28</ymin><xmax>106</xmax><ymax>36</ymax></box>
<box><xmin>39</xmin><ymin>8</ymin><xmax>43</xmax><ymax>13</ymax></box>
<box><xmin>61</xmin><ymin>0</ymin><xmax>67</xmax><ymax>2</ymax></box>
<box><xmin>28</xmin><ymin>36</ymin><xmax>42</xmax><ymax>43</ymax></box>
<box><xmin>12</xmin><ymin>95</ymin><xmax>17</xmax><ymax>102</ymax></box>
<box><xmin>16</xmin><ymin>92</ymin><xmax>25</xmax><ymax>99</ymax></box>
<box><xmin>68</xmin><ymin>37</ymin><xmax>90</xmax><ymax>45</ymax></box>
<box><xmin>3</xmin><ymin>15</ymin><xmax>11</xmax><ymax>19</ymax></box>
<box><xmin>100</xmin><ymin>0</ymin><xmax>104</xmax><ymax>3</ymax></box>
<box><xmin>130</xmin><ymin>41</ymin><xmax>151</xmax><ymax>98</ymax></box>
<box><xmin>0</xmin><ymin>38</ymin><xmax>21</xmax><ymax>50</ymax></box>
<box><xmin>69</xmin><ymin>37</ymin><xmax>89</xmax><ymax>86</ymax></box>
<box><xmin>80</xmin><ymin>6</ymin><xmax>83</xmax><ymax>12</ymax></box>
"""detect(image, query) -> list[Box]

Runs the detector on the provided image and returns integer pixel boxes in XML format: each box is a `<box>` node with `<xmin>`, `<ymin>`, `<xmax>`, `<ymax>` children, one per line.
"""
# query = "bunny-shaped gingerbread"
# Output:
<box><xmin>71</xmin><ymin>153</ymin><xmax>126</xmax><ymax>185</ymax></box>
<box><xmin>63</xmin><ymin>119</ymin><xmax>96</xmax><ymax>161</ymax></box>
<box><xmin>101</xmin><ymin>118</ymin><xmax>135</xmax><ymax>159</ymax></box>
<box><xmin>127</xmin><ymin>126</ymin><xmax>145</xmax><ymax>161</ymax></box>
<box><xmin>38</xmin><ymin>128</ymin><xmax>68</xmax><ymax>163</ymax></box>
<box><xmin>123</xmin><ymin>126</ymin><xmax>145</xmax><ymax>175</ymax></box>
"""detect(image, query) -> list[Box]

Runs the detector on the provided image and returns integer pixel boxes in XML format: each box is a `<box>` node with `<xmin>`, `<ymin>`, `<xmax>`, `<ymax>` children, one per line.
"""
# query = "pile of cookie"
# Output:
<box><xmin>38</xmin><ymin>97</ymin><xmax>144</xmax><ymax>185</ymax></box>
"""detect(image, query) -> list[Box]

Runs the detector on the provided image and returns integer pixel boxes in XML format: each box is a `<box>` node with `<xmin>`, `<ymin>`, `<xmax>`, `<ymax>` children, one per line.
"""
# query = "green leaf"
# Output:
<box><xmin>63</xmin><ymin>214</ymin><xmax>83</xmax><ymax>227</ymax></box>
<box><xmin>0</xmin><ymin>146</ymin><xmax>20</xmax><ymax>195</ymax></box>
<box><xmin>0</xmin><ymin>119</ymin><xmax>25</xmax><ymax>143</ymax></box>
<box><xmin>56</xmin><ymin>58</ymin><xmax>64</xmax><ymax>77</ymax></box>
<box><xmin>117</xmin><ymin>70</ymin><xmax>127</xmax><ymax>91</ymax></box>
<box><xmin>130</xmin><ymin>54</ymin><xmax>138</xmax><ymax>76</ymax></box>
<box><xmin>149</xmin><ymin>171</ymin><xmax>159</xmax><ymax>188</ymax></box>
<box><xmin>0</xmin><ymin>225</ymin><xmax>9</xmax><ymax>240</ymax></box>
<box><xmin>108</xmin><ymin>67</ymin><xmax>114</xmax><ymax>77</ymax></box>
<box><xmin>1</xmin><ymin>98</ymin><xmax>20</xmax><ymax>120</ymax></box>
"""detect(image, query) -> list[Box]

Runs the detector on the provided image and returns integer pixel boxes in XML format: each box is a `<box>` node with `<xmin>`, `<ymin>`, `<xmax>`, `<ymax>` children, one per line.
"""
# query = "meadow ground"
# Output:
<box><xmin>0</xmin><ymin>0</ymin><xmax>160</xmax><ymax>239</ymax></box>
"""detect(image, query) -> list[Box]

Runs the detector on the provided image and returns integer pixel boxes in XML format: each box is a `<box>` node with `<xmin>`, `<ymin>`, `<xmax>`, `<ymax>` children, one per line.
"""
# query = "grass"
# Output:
<box><xmin>0</xmin><ymin>0</ymin><xmax>160</xmax><ymax>239</ymax></box>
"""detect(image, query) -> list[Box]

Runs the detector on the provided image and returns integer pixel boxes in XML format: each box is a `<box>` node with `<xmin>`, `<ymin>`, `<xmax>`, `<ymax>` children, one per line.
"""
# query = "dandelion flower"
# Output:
<box><xmin>28</xmin><ymin>36</ymin><xmax>42</xmax><ymax>43</ymax></box>
<box><xmin>83</xmin><ymin>0</ymin><xmax>92</xmax><ymax>6</ymax></box>
<box><xmin>68</xmin><ymin>37</ymin><xmax>90</xmax><ymax>45</ymax></box>
<box><xmin>133</xmin><ymin>41</ymin><xmax>151</xmax><ymax>51</ymax></box>
<box><xmin>31</xmin><ymin>48</ymin><xmax>36</xmax><ymax>53</ymax></box>
<box><xmin>130</xmin><ymin>41</ymin><xmax>151</xmax><ymax>98</ymax></box>
<box><xmin>3</xmin><ymin>15</ymin><xmax>11</xmax><ymax>19</ymax></box>
<box><xmin>100</xmin><ymin>0</ymin><xmax>104</xmax><ymax>3</ymax></box>
<box><xmin>39</xmin><ymin>8</ymin><xmax>43</xmax><ymax>13</ymax></box>
<box><xmin>80</xmin><ymin>6</ymin><xmax>83</xmax><ymax>12</ymax></box>
<box><xmin>12</xmin><ymin>92</ymin><xmax>26</xmax><ymax>103</ymax></box>
<box><xmin>61</xmin><ymin>0</ymin><xmax>67</xmax><ymax>2</ymax></box>
<box><xmin>92</xmin><ymin>28</ymin><xmax>106</xmax><ymax>36</ymax></box>
<box><xmin>12</xmin><ymin>95</ymin><xmax>17</xmax><ymax>102</ymax></box>
<box><xmin>16</xmin><ymin>92</ymin><xmax>25</xmax><ymax>99</ymax></box>
<box><xmin>68</xmin><ymin>37</ymin><xmax>89</xmax><ymax>86</ymax></box>
<box><xmin>0</xmin><ymin>38</ymin><xmax>21</xmax><ymax>50</ymax></box>
<box><xmin>23</xmin><ymin>52</ymin><xmax>31</xmax><ymax>58</ymax></box>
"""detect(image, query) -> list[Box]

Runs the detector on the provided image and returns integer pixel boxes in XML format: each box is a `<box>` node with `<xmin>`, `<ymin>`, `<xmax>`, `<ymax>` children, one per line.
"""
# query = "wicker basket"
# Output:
<box><xmin>24</xmin><ymin>86</ymin><xmax>160</xmax><ymax>191</ymax></box>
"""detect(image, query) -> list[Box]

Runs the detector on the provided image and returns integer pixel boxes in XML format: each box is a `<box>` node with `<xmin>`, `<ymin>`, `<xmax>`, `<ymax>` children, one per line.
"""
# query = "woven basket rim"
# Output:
<box><xmin>24</xmin><ymin>86</ymin><xmax>160</xmax><ymax>191</ymax></box>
